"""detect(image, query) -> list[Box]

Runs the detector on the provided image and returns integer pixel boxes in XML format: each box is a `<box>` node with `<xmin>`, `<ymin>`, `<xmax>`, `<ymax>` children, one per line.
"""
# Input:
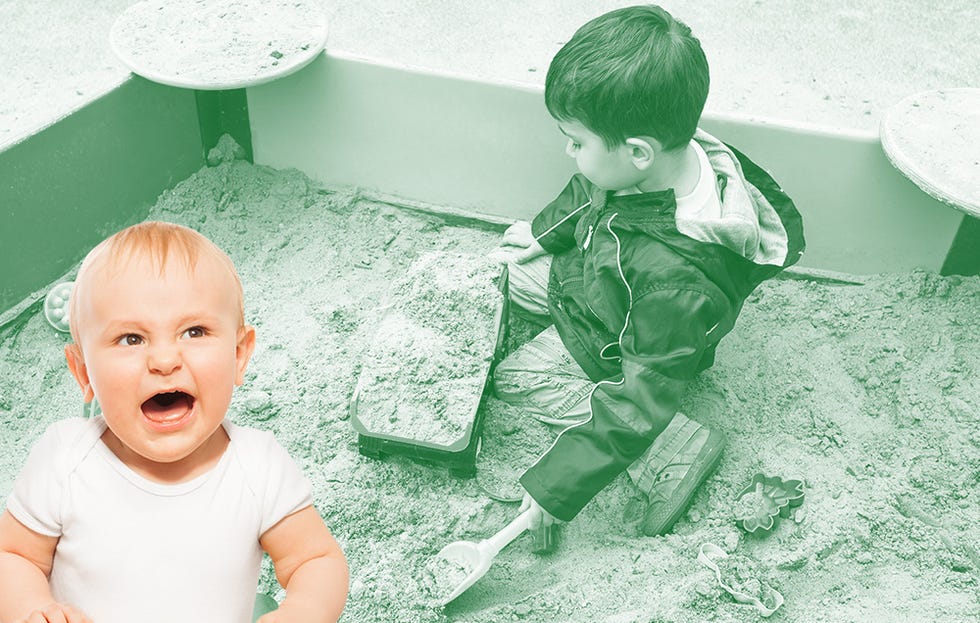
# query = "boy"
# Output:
<box><xmin>492</xmin><ymin>6</ymin><xmax>805</xmax><ymax>537</ymax></box>
<box><xmin>0</xmin><ymin>222</ymin><xmax>349</xmax><ymax>623</ymax></box>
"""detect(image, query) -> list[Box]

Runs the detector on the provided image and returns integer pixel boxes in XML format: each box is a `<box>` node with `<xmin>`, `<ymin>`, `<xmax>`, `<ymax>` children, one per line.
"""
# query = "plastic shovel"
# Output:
<box><xmin>434</xmin><ymin>509</ymin><xmax>534</xmax><ymax>605</ymax></box>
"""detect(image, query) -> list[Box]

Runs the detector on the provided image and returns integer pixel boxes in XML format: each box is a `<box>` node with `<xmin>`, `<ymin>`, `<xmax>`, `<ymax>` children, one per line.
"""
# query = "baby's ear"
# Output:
<box><xmin>65</xmin><ymin>344</ymin><xmax>95</xmax><ymax>402</ymax></box>
<box><xmin>234</xmin><ymin>325</ymin><xmax>257</xmax><ymax>386</ymax></box>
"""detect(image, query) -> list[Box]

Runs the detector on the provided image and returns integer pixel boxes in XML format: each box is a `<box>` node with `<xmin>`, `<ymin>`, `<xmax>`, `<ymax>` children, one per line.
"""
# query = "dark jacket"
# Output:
<box><xmin>519</xmin><ymin>130</ymin><xmax>806</xmax><ymax>521</ymax></box>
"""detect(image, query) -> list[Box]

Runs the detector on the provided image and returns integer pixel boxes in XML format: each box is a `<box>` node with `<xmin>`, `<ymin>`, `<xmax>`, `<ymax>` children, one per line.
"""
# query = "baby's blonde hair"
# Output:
<box><xmin>69</xmin><ymin>221</ymin><xmax>245</xmax><ymax>342</ymax></box>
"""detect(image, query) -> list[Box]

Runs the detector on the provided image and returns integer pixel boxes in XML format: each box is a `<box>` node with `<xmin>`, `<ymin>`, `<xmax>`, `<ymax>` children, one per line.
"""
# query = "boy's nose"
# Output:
<box><xmin>147</xmin><ymin>345</ymin><xmax>182</xmax><ymax>375</ymax></box>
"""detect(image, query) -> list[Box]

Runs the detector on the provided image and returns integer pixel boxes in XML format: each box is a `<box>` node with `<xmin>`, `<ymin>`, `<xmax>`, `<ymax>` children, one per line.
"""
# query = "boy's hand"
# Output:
<box><xmin>520</xmin><ymin>491</ymin><xmax>558</xmax><ymax>531</ymax></box>
<box><xmin>10</xmin><ymin>602</ymin><xmax>92</xmax><ymax>623</ymax></box>
<box><xmin>490</xmin><ymin>221</ymin><xmax>546</xmax><ymax>264</ymax></box>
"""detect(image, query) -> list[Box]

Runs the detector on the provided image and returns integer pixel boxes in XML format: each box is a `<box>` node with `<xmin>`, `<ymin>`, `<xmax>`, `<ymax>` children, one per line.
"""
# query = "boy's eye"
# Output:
<box><xmin>117</xmin><ymin>334</ymin><xmax>143</xmax><ymax>346</ymax></box>
<box><xmin>182</xmin><ymin>326</ymin><xmax>206</xmax><ymax>339</ymax></box>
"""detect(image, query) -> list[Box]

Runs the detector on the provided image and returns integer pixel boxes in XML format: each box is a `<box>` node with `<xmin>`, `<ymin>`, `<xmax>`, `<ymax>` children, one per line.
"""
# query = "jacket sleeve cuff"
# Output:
<box><xmin>519</xmin><ymin>468</ymin><xmax>582</xmax><ymax>523</ymax></box>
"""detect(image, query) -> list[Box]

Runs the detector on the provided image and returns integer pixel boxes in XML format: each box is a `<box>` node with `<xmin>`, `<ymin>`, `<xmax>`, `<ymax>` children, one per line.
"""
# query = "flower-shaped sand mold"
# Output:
<box><xmin>698</xmin><ymin>542</ymin><xmax>784</xmax><ymax>617</ymax></box>
<box><xmin>44</xmin><ymin>282</ymin><xmax>74</xmax><ymax>333</ymax></box>
<box><xmin>735</xmin><ymin>473</ymin><xmax>805</xmax><ymax>533</ymax></box>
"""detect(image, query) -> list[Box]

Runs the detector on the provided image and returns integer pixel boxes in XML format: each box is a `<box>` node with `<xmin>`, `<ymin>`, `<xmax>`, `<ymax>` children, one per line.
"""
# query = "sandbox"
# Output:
<box><xmin>0</xmin><ymin>51</ymin><xmax>977</xmax><ymax>623</ymax></box>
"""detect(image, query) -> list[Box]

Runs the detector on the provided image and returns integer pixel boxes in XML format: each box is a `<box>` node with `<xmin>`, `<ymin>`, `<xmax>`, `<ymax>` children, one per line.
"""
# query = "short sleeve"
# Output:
<box><xmin>232</xmin><ymin>427</ymin><xmax>314</xmax><ymax>536</ymax></box>
<box><xmin>5</xmin><ymin>419</ymin><xmax>87</xmax><ymax>537</ymax></box>
<box><xmin>259</xmin><ymin>433</ymin><xmax>313</xmax><ymax>535</ymax></box>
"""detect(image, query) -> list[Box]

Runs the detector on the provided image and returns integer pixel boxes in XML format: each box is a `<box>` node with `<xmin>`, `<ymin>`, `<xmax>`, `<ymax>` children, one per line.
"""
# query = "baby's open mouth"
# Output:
<box><xmin>141</xmin><ymin>391</ymin><xmax>194</xmax><ymax>424</ymax></box>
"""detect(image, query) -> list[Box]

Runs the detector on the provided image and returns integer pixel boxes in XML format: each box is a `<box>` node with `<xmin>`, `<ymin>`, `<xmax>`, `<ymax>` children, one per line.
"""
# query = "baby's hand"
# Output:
<box><xmin>489</xmin><ymin>221</ymin><xmax>546</xmax><ymax>265</ymax></box>
<box><xmin>11</xmin><ymin>602</ymin><xmax>92</xmax><ymax>623</ymax></box>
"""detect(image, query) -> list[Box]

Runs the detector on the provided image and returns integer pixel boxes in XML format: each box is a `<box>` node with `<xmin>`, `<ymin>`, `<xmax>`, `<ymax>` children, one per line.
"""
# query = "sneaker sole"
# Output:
<box><xmin>642</xmin><ymin>429</ymin><xmax>726</xmax><ymax>536</ymax></box>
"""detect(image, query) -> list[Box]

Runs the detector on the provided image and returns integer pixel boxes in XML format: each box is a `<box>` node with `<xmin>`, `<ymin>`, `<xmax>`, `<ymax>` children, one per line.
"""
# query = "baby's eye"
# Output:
<box><xmin>182</xmin><ymin>326</ymin><xmax>206</xmax><ymax>339</ymax></box>
<box><xmin>117</xmin><ymin>334</ymin><xmax>143</xmax><ymax>346</ymax></box>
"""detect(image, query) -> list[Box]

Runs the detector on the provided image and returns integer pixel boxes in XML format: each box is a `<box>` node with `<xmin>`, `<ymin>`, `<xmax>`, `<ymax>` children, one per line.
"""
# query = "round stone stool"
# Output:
<box><xmin>109</xmin><ymin>0</ymin><xmax>328</xmax><ymax>90</ymax></box>
<box><xmin>880</xmin><ymin>88</ymin><xmax>980</xmax><ymax>274</ymax></box>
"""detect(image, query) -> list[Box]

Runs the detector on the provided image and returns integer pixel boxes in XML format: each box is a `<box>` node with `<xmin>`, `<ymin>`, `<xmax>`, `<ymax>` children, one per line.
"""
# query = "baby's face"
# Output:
<box><xmin>69</xmin><ymin>251</ymin><xmax>254</xmax><ymax>477</ymax></box>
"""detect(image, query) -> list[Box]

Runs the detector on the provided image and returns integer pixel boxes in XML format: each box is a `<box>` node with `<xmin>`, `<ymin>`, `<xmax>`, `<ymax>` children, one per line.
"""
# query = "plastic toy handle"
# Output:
<box><xmin>480</xmin><ymin>509</ymin><xmax>533</xmax><ymax>558</ymax></box>
<box><xmin>697</xmin><ymin>542</ymin><xmax>725</xmax><ymax>570</ymax></box>
<box><xmin>697</xmin><ymin>542</ymin><xmax>784</xmax><ymax>618</ymax></box>
<box><xmin>531</xmin><ymin>523</ymin><xmax>556</xmax><ymax>554</ymax></box>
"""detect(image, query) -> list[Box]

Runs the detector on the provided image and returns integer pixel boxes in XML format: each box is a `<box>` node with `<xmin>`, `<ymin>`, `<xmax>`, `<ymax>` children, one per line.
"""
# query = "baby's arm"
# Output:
<box><xmin>258</xmin><ymin>506</ymin><xmax>349</xmax><ymax>623</ymax></box>
<box><xmin>0</xmin><ymin>511</ymin><xmax>91</xmax><ymax>623</ymax></box>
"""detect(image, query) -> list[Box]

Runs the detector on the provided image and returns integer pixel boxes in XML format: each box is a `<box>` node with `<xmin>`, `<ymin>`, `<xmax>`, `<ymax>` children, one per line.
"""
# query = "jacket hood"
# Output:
<box><xmin>678</xmin><ymin>129</ymin><xmax>792</xmax><ymax>267</ymax></box>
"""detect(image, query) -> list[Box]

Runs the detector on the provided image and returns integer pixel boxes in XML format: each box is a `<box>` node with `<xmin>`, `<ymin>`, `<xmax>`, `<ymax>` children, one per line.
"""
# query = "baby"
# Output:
<box><xmin>0</xmin><ymin>222</ymin><xmax>348</xmax><ymax>623</ymax></box>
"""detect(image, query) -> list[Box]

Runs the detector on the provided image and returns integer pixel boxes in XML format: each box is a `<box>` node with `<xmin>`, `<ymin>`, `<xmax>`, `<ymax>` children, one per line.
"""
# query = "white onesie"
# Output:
<box><xmin>5</xmin><ymin>416</ymin><xmax>313</xmax><ymax>623</ymax></box>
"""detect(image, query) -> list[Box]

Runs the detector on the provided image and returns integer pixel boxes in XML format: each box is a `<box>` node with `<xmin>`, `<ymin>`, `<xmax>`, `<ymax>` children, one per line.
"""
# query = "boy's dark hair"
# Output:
<box><xmin>545</xmin><ymin>5</ymin><xmax>709</xmax><ymax>151</ymax></box>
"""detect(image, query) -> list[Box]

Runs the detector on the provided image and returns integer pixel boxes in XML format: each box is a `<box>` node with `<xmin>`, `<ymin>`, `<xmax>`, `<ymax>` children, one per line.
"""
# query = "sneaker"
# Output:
<box><xmin>639</xmin><ymin>423</ymin><xmax>726</xmax><ymax>536</ymax></box>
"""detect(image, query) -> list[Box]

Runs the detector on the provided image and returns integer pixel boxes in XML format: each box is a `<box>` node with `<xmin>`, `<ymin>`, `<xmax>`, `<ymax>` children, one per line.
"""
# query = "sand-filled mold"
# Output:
<box><xmin>353</xmin><ymin>251</ymin><xmax>502</xmax><ymax>448</ymax></box>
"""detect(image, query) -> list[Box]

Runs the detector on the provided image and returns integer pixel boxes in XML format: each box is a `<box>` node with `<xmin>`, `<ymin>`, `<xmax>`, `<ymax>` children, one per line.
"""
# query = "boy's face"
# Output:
<box><xmin>66</xmin><ymin>251</ymin><xmax>255</xmax><ymax>478</ymax></box>
<box><xmin>558</xmin><ymin>119</ymin><xmax>646</xmax><ymax>191</ymax></box>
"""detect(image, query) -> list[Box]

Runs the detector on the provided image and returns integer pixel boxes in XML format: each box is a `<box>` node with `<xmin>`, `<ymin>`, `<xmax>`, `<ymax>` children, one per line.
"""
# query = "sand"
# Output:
<box><xmin>3</xmin><ymin>1</ymin><xmax>980</xmax><ymax>148</ymax></box>
<box><xmin>0</xmin><ymin>153</ymin><xmax>976</xmax><ymax>622</ymax></box>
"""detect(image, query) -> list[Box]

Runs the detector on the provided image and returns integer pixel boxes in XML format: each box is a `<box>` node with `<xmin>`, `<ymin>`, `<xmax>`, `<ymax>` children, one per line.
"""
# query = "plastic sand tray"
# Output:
<box><xmin>349</xmin><ymin>255</ymin><xmax>509</xmax><ymax>478</ymax></box>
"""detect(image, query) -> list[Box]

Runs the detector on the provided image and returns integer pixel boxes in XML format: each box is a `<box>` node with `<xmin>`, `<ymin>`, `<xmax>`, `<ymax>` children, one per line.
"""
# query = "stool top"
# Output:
<box><xmin>880</xmin><ymin>88</ymin><xmax>980</xmax><ymax>218</ymax></box>
<box><xmin>109</xmin><ymin>0</ymin><xmax>328</xmax><ymax>90</ymax></box>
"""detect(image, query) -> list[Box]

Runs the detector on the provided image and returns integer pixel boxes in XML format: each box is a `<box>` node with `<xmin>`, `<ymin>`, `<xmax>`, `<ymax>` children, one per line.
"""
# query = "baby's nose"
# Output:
<box><xmin>147</xmin><ymin>344</ymin><xmax>182</xmax><ymax>374</ymax></box>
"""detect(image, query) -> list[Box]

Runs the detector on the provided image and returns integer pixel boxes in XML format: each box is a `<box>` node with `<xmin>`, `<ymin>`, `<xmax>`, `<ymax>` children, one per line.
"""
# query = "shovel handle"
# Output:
<box><xmin>481</xmin><ymin>509</ymin><xmax>534</xmax><ymax>557</ymax></box>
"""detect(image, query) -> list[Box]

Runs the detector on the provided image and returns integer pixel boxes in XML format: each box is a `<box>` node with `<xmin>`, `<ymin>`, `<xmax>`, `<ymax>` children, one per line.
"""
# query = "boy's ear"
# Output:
<box><xmin>625</xmin><ymin>137</ymin><xmax>658</xmax><ymax>170</ymax></box>
<box><xmin>235</xmin><ymin>325</ymin><xmax>257</xmax><ymax>386</ymax></box>
<box><xmin>65</xmin><ymin>344</ymin><xmax>95</xmax><ymax>403</ymax></box>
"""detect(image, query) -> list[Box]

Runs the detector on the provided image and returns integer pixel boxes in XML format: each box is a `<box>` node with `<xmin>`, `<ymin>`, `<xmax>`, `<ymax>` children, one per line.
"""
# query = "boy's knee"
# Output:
<box><xmin>491</xmin><ymin>356</ymin><xmax>527</xmax><ymax>404</ymax></box>
<box><xmin>492</xmin><ymin>349</ymin><xmax>558</xmax><ymax>406</ymax></box>
<box><xmin>506</xmin><ymin>257</ymin><xmax>551</xmax><ymax>317</ymax></box>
